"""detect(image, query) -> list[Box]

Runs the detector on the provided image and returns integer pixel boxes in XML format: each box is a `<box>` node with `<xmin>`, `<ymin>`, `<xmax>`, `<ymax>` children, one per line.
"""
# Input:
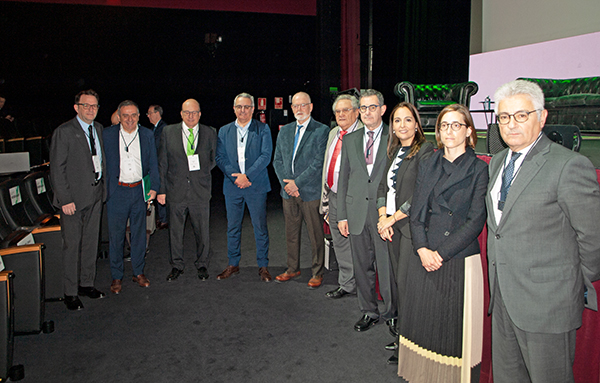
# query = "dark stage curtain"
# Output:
<box><xmin>340</xmin><ymin>0</ymin><xmax>360</xmax><ymax>90</ymax></box>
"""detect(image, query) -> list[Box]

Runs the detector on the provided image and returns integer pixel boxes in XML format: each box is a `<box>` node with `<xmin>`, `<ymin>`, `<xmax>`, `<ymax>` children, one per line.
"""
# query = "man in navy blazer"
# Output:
<box><xmin>50</xmin><ymin>89</ymin><xmax>106</xmax><ymax>310</ymax></box>
<box><xmin>215</xmin><ymin>93</ymin><xmax>273</xmax><ymax>282</ymax></box>
<box><xmin>273</xmin><ymin>92</ymin><xmax>329</xmax><ymax>288</ymax></box>
<box><xmin>103</xmin><ymin>100</ymin><xmax>159</xmax><ymax>294</ymax></box>
<box><xmin>147</xmin><ymin>104</ymin><xmax>168</xmax><ymax>229</ymax></box>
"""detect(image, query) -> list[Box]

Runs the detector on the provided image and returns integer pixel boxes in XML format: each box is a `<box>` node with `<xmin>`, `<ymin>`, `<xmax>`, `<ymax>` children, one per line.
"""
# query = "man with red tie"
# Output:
<box><xmin>320</xmin><ymin>94</ymin><xmax>362</xmax><ymax>299</ymax></box>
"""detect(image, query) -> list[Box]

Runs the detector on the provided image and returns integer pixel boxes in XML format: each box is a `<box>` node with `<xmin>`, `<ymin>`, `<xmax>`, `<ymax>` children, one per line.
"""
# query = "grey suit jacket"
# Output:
<box><xmin>486</xmin><ymin>134</ymin><xmax>600</xmax><ymax>333</ymax></box>
<box><xmin>273</xmin><ymin>118</ymin><xmax>329</xmax><ymax>201</ymax></box>
<box><xmin>337</xmin><ymin>125</ymin><xmax>389</xmax><ymax>235</ymax></box>
<box><xmin>50</xmin><ymin>117</ymin><xmax>106</xmax><ymax>209</ymax></box>
<box><xmin>158</xmin><ymin>122</ymin><xmax>217</xmax><ymax>203</ymax></box>
<box><xmin>319</xmin><ymin>121</ymin><xmax>364</xmax><ymax>214</ymax></box>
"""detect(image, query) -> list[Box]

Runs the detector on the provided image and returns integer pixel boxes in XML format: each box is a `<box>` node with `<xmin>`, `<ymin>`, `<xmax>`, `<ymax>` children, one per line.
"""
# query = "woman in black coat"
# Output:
<box><xmin>376</xmin><ymin>102</ymin><xmax>434</xmax><ymax>363</ymax></box>
<box><xmin>397</xmin><ymin>104</ymin><xmax>488</xmax><ymax>383</ymax></box>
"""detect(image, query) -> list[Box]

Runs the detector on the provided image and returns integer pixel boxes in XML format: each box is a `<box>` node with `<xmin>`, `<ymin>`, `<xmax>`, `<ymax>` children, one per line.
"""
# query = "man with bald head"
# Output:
<box><xmin>157</xmin><ymin>99</ymin><xmax>217</xmax><ymax>281</ymax></box>
<box><xmin>273</xmin><ymin>91</ymin><xmax>329</xmax><ymax>288</ymax></box>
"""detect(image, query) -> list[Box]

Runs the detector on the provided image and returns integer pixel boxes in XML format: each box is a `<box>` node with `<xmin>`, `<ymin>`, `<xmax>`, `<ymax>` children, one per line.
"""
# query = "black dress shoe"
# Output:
<box><xmin>385</xmin><ymin>341</ymin><xmax>398</xmax><ymax>351</ymax></box>
<box><xmin>197</xmin><ymin>267</ymin><xmax>209</xmax><ymax>281</ymax></box>
<box><xmin>386</xmin><ymin>318</ymin><xmax>398</xmax><ymax>337</ymax></box>
<box><xmin>166</xmin><ymin>268</ymin><xmax>184</xmax><ymax>281</ymax></box>
<box><xmin>64</xmin><ymin>295</ymin><xmax>84</xmax><ymax>311</ymax></box>
<box><xmin>325</xmin><ymin>287</ymin><xmax>352</xmax><ymax>299</ymax></box>
<box><xmin>354</xmin><ymin>314</ymin><xmax>379</xmax><ymax>332</ymax></box>
<box><xmin>387</xmin><ymin>354</ymin><xmax>399</xmax><ymax>365</ymax></box>
<box><xmin>78</xmin><ymin>286</ymin><xmax>106</xmax><ymax>299</ymax></box>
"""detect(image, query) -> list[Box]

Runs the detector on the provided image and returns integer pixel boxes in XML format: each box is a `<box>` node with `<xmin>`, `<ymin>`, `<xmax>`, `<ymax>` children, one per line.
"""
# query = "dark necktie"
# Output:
<box><xmin>498</xmin><ymin>151</ymin><xmax>521</xmax><ymax>211</ymax></box>
<box><xmin>293</xmin><ymin>125</ymin><xmax>303</xmax><ymax>158</ymax></box>
<box><xmin>88</xmin><ymin>125</ymin><xmax>99</xmax><ymax>180</ymax></box>
<box><xmin>365</xmin><ymin>131</ymin><xmax>374</xmax><ymax>165</ymax></box>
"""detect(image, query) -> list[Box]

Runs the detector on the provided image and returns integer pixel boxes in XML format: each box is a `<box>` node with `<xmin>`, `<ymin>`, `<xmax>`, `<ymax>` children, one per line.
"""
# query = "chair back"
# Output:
<box><xmin>542</xmin><ymin>124</ymin><xmax>582</xmax><ymax>152</ymax></box>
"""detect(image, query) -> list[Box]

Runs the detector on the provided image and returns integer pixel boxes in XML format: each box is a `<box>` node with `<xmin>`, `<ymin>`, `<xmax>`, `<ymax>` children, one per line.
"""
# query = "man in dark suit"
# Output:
<box><xmin>273</xmin><ymin>92</ymin><xmax>329</xmax><ymax>288</ymax></box>
<box><xmin>50</xmin><ymin>89</ymin><xmax>106</xmax><ymax>310</ymax></box>
<box><xmin>320</xmin><ymin>94</ymin><xmax>362</xmax><ymax>299</ymax></box>
<box><xmin>157</xmin><ymin>99</ymin><xmax>217</xmax><ymax>281</ymax></box>
<box><xmin>147</xmin><ymin>104</ymin><xmax>168</xmax><ymax>229</ymax></box>
<box><xmin>103</xmin><ymin>100</ymin><xmax>160</xmax><ymax>294</ymax></box>
<box><xmin>337</xmin><ymin>89</ymin><xmax>396</xmax><ymax>332</ymax></box>
<box><xmin>215</xmin><ymin>93</ymin><xmax>273</xmax><ymax>282</ymax></box>
<box><xmin>487</xmin><ymin>80</ymin><xmax>600</xmax><ymax>383</ymax></box>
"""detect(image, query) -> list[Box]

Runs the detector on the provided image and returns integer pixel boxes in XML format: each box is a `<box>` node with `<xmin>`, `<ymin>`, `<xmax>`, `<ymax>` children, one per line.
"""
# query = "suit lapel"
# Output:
<box><xmin>370</xmin><ymin>129</ymin><xmax>388</xmax><ymax>179</ymax></box>
<box><xmin>226</xmin><ymin>123</ymin><xmax>238</xmax><ymax>169</ymax></box>
<box><xmin>486</xmin><ymin>149</ymin><xmax>507</xmax><ymax>231</ymax></box>
<box><xmin>497</xmin><ymin>136</ymin><xmax>550</xmax><ymax>229</ymax></box>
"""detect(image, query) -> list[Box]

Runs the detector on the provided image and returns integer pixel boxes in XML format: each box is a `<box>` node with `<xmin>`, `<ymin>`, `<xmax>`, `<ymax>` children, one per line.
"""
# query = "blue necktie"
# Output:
<box><xmin>498</xmin><ymin>151</ymin><xmax>521</xmax><ymax>211</ymax></box>
<box><xmin>293</xmin><ymin>125</ymin><xmax>303</xmax><ymax>158</ymax></box>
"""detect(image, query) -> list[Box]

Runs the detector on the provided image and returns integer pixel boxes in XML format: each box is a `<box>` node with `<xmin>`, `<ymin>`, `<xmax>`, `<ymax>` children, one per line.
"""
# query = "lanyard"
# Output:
<box><xmin>120</xmin><ymin>128</ymin><xmax>139</xmax><ymax>153</ymax></box>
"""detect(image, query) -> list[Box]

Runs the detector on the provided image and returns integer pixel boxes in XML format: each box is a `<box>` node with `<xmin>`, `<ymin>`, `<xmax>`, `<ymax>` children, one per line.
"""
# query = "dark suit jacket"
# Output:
<box><xmin>486</xmin><ymin>134</ymin><xmax>600</xmax><ymax>333</ymax></box>
<box><xmin>153</xmin><ymin>119</ymin><xmax>167</xmax><ymax>153</ymax></box>
<box><xmin>50</xmin><ymin>117</ymin><xmax>106</xmax><ymax>209</ymax></box>
<box><xmin>337</xmin><ymin>125</ymin><xmax>389</xmax><ymax>235</ymax></box>
<box><xmin>376</xmin><ymin>141</ymin><xmax>434</xmax><ymax>238</ymax></box>
<box><xmin>273</xmin><ymin>118</ymin><xmax>329</xmax><ymax>201</ymax></box>
<box><xmin>410</xmin><ymin>147</ymin><xmax>488</xmax><ymax>261</ymax></box>
<box><xmin>158</xmin><ymin>122</ymin><xmax>216</xmax><ymax>203</ymax></box>
<box><xmin>216</xmin><ymin>119</ymin><xmax>272</xmax><ymax>195</ymax></box>
<box><xmin>102</xmin><ymin>124</ymin><xmax>160</xmax><ymax>201</ymax></box>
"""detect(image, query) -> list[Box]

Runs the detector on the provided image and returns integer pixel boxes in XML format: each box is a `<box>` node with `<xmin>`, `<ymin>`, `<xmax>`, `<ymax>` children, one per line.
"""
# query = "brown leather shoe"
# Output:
<box><xmin>216</xmin><ymin>265</ymin><xmax>240</xmax><ymax>280</ymax></box>
<box><xmin>307</xmin><ymin>275</ymin><xmax>323</xmax><ymax>289</ymax></box>
<box><xmin>259</xmin><ymin>267</ymin><xmax>272</xmax><ymax>282</ymax></box>
<box><xmin>132</xmin><ymin>274</ymin><xmax>150</xmax><ymax>287</ymax></box>
<box><xmin>275</xmin><ymin>270</ymin><xmax>301</xmax><ymax>282</ymax></box>
<box><xmin>110</xmin><ymin>279</ymin><xmax>122</xmax><ymax>294</ymax></box>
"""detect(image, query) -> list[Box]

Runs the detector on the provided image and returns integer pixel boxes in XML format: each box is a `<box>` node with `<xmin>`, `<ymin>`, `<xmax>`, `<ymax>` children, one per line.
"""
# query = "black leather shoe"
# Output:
<box><xmin>166</xmin><ymin>268</ymin><xmax>184</xmax><ymax>281</ymax></box>
<box><xmin>387</xmin><ymin>354</ymin><xmax>399</xmax><ymax>365</ymax></box>
<box><xmin>64</xmin><ymin>295</ymin><xmax>84</xmax><ymax>311</ymax></box>
<box><xmin>385</xmin><ymin>341</ymin><xmax>398</xmax><ymax>351</ymax></box>
<box><xmin>386</xmin><ymin>318</ymin><xmax>398</xmax><ymax>337</ymax></box>
<box><xmin>197</xmin><ymin>267</ymin><xmax>209</xmax><ymax>281</ymax></box>
<box><xmin>325</xmin><ymin>287</ymin><xmax>352</xmax><ymax>299</ymax></box>
<box><xmin>78</xmin><ymin>286</ymin><xmax>106</xmax><ymax>299</ymax></box>
<box><xmin>354</xmin><ymin>314</ymin><xmax>379</xmax><ymax>332</ymax></box>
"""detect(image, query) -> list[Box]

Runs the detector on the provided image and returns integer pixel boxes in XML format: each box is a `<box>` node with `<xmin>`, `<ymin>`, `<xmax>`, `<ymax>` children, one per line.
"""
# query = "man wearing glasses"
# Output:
<box><xmin>320</xmin><ymin>94</ymin><xmax>362</xmax><ymax>299</ymax></box>
<box><xmin>337</xmin><ymin>89</ymin><xmax>396</xmax><ymax>332</ymax></box>
<box><xmin>215</xmin><ymin>93</ymin><xmax>273</xmax><ymax>282</ymax></box>
<box><xmin>50</xmin><ymin>89</ymin><xmax>106</xmax><ymax>310</ymax></box>
<box><xmin>486</xmin><ymin>80</ymin><xmax>600</xmax><ymax>383</ymax></box>
<box><xmin>103</xmin><ymin>100</ymin><xmax>159</xmax><ymax>294</ymax></box>
<box><xmin>157</xmin><ymin>99</ymin><xmax>217</xmax><ymax>282</ymax></box>
<box><xmin>147</xmin><ymin>105</ymin><xmax>168</xmax><ymax>229</ymax></box>
<box><xmin>273</xmin><ymin>92</ymin><xmax>329</xmax><ymax>288</ymax></box>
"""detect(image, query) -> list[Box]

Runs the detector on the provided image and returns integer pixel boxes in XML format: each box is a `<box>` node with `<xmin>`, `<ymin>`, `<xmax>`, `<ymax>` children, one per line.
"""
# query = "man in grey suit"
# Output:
<box><xmin>320</xmin><ymin>94</ymin><xmax>362</xmax><ymax>299</ymax></box>
<box><xmin>486</xmin><ymin>79</ymin><xmax>600</xmax><ymax>383</ymax></box>
<box><xmin>50</xmin><ymin>89</ymin><xmax>106</xmax><ymax>310</ymax></box>
<box><xmin>337</xmin><ymin>89</ymin><xmax>396</xmax><ymax>332</ymax></box>
<box><xmin>273</xmin><ymin>92</ymin><xmax>329</xmax><ymax>288</ymax></box>
<box><xmin>157</xmin><ymin>99</ymin><xmax>217</xmax><ymax>282</ymax></box>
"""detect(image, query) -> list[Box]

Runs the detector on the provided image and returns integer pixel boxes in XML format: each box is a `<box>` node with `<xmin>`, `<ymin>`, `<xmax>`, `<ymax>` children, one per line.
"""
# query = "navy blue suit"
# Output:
<box><xmin>216</xmin><ymin>119</ymin><xmax>272</xmax><ymax>267</ymax></box>
<box><xmin>103</xmin><ymin>124</ymin><xmax>160</xmax><ymax>280</ymax></box>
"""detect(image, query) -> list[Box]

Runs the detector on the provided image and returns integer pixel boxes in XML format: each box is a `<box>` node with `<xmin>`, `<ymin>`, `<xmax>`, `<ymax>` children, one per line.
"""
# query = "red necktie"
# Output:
<box><xmin>327</xmin><ymin>130</ymin><xmax>348</xmax><ymax>188</ymax></box>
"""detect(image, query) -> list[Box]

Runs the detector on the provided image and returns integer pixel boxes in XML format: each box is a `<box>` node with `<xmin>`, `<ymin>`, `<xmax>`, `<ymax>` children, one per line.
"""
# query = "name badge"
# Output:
<box><xmin>92</xmin><ymin>155</ymin><xmax>102</xmax><ymax>173</ymax></box>
<box><xmin>188</xmin><ymin>154</ymin><xmax>201</xmax><ymax>171</ymax></box>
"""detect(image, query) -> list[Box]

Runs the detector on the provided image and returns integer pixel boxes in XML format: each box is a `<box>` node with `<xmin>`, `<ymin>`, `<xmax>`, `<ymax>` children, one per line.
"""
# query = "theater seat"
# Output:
<box><xmin>0</xmin><ymin>271</ymin><xmax>15</xmax><ymax>381</ymax></box>
<box><xmin>22</xmin><ymin>171</ymin><xmax>58</xmax><ymax>218</ymax></box>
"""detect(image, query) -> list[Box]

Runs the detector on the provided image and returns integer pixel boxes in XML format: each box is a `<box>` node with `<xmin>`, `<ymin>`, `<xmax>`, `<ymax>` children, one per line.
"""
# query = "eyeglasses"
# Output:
<box><xmin>234</xmin><ymin>105</ymin><xmax>253</xmax><ymax>111</ymax></box>
<box><xmin>121</xmin><ymin>113</ymin><xmax>139</xmax><ymax>119</ymax></box>
<box><xmin>497</xmin><ymin>110</ymin><xmax>539</xmax><ymax>125</ymax></box>
<box><xmin>291</xmin><ymin>103</ymin><xmax>311</xmax><ymax>109</ymax></box>
<box><xmin>439</xmin><ymin>122</ymin><xmax>467</xmax><ymax>132</ymax></box>
<box><xmin>359</xmin><ymin>104</ymin><xmax>380</xmax><ymax>113</ymax></box>
<box><xmin>334</xmin><ymin>108</ymin><xmax>355</xmax><ymax>115</ymax></box>
<box><xmin>182</xmin><ymin>111</ymin><xmax>200</xmax><ymax>117</ymax></box>
<box><xmin>77</xmin><ymin>103</ymin><xmax>100</xmax><ymax>110</ymax></box>
<box><xmin>146</xmin><ymin>110</ymin><xmax>157</xmax><ymax>116</ymax></box>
